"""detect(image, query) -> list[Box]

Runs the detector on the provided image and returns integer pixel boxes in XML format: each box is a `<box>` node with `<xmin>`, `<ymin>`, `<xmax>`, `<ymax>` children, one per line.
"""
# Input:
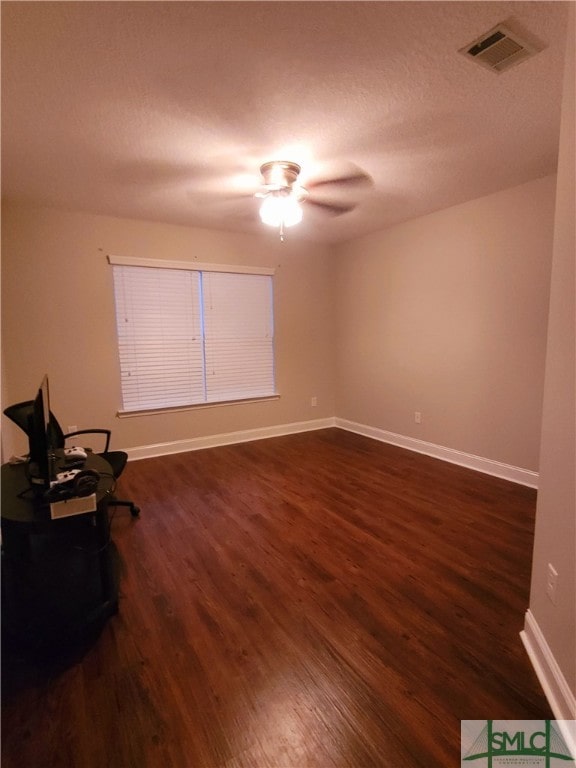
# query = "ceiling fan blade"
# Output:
<box><xmin>186</xmin><ymin>189</ymin><xmax>256</xmax><ymax>204</ymax></box>
<box><xmin>305</xmin><ymin>199</ymin><xmax>357</xmax><ymax>216</ymax></box>
<box><xmin>306</xmin><ymin>170</ymin><xmax>372</xmax><ymax>189</ymax></box>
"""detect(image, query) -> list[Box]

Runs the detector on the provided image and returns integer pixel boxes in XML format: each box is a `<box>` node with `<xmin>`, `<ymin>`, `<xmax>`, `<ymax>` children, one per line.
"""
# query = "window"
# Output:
<box><xmin>110</xmin><ymin>256</ymin><xmax>275</xmax><ymax>413</ymax></box>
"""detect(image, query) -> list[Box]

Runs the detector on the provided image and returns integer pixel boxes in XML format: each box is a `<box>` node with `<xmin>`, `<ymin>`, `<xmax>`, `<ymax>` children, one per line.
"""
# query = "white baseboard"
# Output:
<box><xmin>521</xmin><ymin>610</ymin><xmax>576</xmax><ymax>754</ymax></box>
<box><xmin>334</xmin><ymin>418</ymin><xmax>539</xmax><ymax>488</ymax></box>
<box><xmin>125</xmin><ymin>417</ymin><xmax>337</xmax><ymax>461</ymax></box>
<box><xmin>125</xmin><ymin>415</ymin><xmax>538</xmax><ymax>487</ymax></box>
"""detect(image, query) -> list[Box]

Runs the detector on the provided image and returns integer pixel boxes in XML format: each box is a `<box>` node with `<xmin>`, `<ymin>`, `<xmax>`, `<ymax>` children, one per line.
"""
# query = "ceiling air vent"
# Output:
<box><xmin>460</xmin><ymin>23</ymin><xmax>541</xmax><ymax>74</ymax></box>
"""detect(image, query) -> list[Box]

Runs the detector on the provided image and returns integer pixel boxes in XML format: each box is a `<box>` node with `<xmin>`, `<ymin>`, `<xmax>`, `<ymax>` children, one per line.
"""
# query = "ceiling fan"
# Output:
<box><xmin>254</xmin><ymin>160</ymin><xmax>372</xmax><ymax>240</ymax></box>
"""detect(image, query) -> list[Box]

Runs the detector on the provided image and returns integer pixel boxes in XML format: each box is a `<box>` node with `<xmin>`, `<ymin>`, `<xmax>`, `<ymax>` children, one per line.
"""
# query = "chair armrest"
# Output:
<box><xmin>65</xmin><ymin>428</ymin><xmax>111</xmax><ymax>453</ymax></box>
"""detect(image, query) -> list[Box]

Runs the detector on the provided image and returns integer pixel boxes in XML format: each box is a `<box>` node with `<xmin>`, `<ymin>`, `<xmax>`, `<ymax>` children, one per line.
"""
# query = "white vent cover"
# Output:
<box><xmin>460</xmin><ymin>23</ymin><xmax>542</xmax><ymax>73</ymax></box>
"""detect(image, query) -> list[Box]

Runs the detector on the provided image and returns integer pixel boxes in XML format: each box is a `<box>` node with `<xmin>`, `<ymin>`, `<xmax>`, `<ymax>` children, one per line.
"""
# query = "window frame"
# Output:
<box><xmin>108</xmin><ymin>255</ymin><xmax>278</xmax><ymax>416</ymax></box>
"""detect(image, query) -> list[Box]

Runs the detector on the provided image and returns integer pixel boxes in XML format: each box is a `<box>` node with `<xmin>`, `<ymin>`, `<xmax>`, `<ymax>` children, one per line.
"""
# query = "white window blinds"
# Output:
<box><xmin>203</xmin><ymin>272</ymin><xmax>275</xmax><ymax>403</ymax></box>
<box><xmin>111</xmin><ymin>262</ymin><xmax>275</xmax><ymax>412</ymax></box>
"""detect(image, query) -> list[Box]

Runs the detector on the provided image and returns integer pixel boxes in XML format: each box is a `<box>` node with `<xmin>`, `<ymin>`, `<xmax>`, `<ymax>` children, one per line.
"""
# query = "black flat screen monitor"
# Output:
<box><xmin>27</xmin><ymin>375</ymin><xmax>54</xmax><ymax>490</ymax></box>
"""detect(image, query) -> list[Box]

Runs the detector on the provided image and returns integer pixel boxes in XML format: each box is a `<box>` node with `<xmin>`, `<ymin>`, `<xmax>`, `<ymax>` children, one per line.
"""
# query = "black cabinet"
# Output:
<box><xmin>1</xmin><ymin>456</ymin><xmax>118</xmax><ymax>655</ymax></box>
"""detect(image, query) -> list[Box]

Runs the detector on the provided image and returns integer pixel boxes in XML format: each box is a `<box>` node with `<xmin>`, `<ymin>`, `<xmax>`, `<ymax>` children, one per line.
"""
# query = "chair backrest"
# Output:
<box><xmin>3</xmin><ymin>400</ymin><xmax>34</xmax><ymax>434</ymax></box>
<box><xmin>3</xmin><ymin>400</ymin><xmax>66</xmax><ymax>449</ymax></box>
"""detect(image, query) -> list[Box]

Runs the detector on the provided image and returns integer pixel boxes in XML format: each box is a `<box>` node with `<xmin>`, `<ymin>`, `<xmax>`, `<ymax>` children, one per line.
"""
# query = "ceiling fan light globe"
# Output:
<box><xmin>259</xmin><ymin>195</ymin><xmax>303</xmax><ymax>228</ymax></box>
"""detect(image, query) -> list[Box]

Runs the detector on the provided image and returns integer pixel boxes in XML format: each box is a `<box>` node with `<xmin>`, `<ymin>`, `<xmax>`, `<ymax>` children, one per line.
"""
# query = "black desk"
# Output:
<box><xmin>1</xmin><ymin>454</ymin><xmax>119</xmax><ymax>653</ymax></box>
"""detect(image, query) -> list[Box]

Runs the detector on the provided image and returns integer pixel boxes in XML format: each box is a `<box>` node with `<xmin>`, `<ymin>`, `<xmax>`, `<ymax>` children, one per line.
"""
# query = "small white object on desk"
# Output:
<box><xmin>64</xmin><ymin>446</ymin><xmax>88</xmax><ymax>460</ymax></box>
<box><xmin>50</xmin><ymin>493</ymin><xmax>97</xmax><ymax>519</ymax></box>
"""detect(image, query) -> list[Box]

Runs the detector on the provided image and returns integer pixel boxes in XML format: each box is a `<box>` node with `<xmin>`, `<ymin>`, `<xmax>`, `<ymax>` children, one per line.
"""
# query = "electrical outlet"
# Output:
<box><xmin>311</xmin><ymin>396</ymin><xmax>318</xmax><ymax>407</ymax></box>
<box><xmin>68</xmin><ymin>425</ymin><xmax>78</xmax><ymax>434</ymax></box>
<box><xmin>414</xmin><ymin>411</ymin><xmax>422</xmax><ymax>424</ymax></box>
<box><xmin>546</xmin><ymin>563</ymin><xmax>558</xmax><ymax>605</ymax></box>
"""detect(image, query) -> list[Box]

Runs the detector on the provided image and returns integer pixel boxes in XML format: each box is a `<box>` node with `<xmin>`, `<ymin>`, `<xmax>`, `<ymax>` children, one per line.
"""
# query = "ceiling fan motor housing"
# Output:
<box><xmin>257</xmin><ymin>159</ymin><xmax>366</xmax><ymax>214</ymax></box>
<box><xmin>260</xmin><ymin>161</ymin><xmax>301</xmax><ymax>190</ymax></box>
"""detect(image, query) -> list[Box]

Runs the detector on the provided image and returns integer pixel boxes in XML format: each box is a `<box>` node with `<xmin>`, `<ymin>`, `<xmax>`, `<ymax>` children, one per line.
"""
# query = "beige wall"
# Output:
<box><xmin>1</xmin><ymin>204</ymin><xmax>336</xmax><ymax>456</ymax></box>
<box><xmin>528</xmin><ymin>4</ymin><xmax>575</xmax><ymax>700</ymax></box>
<box><xmin>334</xmin><ymin>175</ymin><xmax>556</xmax><ymax>471</ymax></box>
<box><xmin>2</xmin><ymin>174</ymin><xmax>557</xmax><ymax>472</ymax></box>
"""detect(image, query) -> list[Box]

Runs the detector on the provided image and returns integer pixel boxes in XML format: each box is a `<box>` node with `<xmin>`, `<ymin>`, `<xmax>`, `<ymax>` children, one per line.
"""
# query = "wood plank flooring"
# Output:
<box><xmin>1</xmin><ymin>428</ymin><xmax>551</xmax><ymax>767</ymax></box>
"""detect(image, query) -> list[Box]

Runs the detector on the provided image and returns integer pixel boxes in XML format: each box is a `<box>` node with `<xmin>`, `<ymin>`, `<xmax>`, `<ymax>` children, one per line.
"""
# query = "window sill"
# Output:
<box><xmin>117</xmin><ymin>394</ymin><xmax>281</xmax><ymax>418</ymax></box>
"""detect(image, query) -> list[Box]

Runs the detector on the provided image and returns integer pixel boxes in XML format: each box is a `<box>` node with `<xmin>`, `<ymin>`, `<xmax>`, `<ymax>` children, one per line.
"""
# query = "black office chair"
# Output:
<box><xmin>3</xmin><ymin>400</ymin><xmax>140</xmax><ymax>517</ymax></box>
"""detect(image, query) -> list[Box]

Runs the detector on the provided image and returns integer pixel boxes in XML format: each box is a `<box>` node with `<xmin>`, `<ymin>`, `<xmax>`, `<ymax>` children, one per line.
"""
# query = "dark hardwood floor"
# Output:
<box><xmin>2</xmin><ymin>428</ymin><xmax>551</xmax><ymax>767</ymax></box>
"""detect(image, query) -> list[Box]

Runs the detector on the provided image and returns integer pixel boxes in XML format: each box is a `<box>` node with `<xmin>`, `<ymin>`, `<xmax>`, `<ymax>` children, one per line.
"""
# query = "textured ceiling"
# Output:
<box><xmin>1</xmin><ymin>1</ymin><xmax>569</xmax><ymax>244</ymax></box>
